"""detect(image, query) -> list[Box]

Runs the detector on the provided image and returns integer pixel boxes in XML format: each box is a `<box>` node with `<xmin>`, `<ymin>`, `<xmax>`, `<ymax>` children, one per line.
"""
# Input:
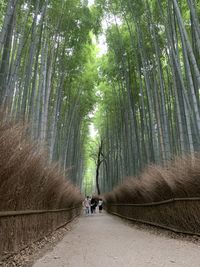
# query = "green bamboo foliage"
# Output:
<box><xmin>95</xmin><ymin>0</ymin><xmax>200</xmax><ymax>193</ymax></box>
<box><xmin>1</xmin><ymin>0</ymin><xmax>200</xmax><ymax>193</ymax></box>
<box><xmin>0</xmin><ymin>0</ymin><xmax>99</xmax><ymax>186</ymax></box>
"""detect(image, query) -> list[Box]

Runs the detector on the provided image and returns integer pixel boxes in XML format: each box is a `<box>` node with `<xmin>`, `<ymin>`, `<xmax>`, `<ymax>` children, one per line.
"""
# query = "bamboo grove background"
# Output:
<box><xmin>0</xmin><ymin>0</ymin><xmax>101</xmax><ymax>187</ymax></box>
<box><xmin>1</xmin><ymin>0</ymin><xmax>200</xmax><ymax>244</ymax></box>
<box><xmin>2</xmin><ymin>1</ymin><xmax>200</xmax><ymax>194</ymax></box>
<box><xmin>95</xmin><ymin>0</ymin><xmax>200</xmax><ymax>193</ymax></box>
<box><xmin>0</xmin><ymin>0</ymin><xmax>97</xmax><ymax>256</ymax></box>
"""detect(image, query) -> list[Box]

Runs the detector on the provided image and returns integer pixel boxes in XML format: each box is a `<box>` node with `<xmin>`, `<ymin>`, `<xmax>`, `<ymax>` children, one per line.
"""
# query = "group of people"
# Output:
<box><xmin>83</xmin><ymin>195</ymin><xmax>103</xmax><ymax>215</ymax></box>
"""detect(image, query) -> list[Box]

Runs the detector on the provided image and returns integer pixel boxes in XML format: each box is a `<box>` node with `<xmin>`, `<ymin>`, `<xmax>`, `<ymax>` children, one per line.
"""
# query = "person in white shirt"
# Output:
<box><xmin>83</xmin><ymin>196</ymin><xmax>90</xmax><ymax>214</ymax></box>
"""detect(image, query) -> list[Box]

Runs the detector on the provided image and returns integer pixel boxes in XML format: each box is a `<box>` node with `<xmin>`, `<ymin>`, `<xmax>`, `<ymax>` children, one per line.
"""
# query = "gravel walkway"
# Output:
<box><xmin>32</xmin><ymin>212</ymin><xmax>200</xmax><ymax>267</ymax></box>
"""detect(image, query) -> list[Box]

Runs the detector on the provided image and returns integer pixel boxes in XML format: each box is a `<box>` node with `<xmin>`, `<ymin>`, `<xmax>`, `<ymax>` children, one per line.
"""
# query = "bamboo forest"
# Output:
<box><xmin>1</xmin><ymin>0</ymin><xmax>200</xmax><ymax>266</ymax></box>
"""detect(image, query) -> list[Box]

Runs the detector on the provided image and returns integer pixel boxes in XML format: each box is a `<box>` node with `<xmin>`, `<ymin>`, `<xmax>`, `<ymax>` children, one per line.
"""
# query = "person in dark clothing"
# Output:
<box><xmin>98</xmin><ymin>198</ymin><xmax>103</xmax><ymax>213</ymax></box>
<box><xmin>90</xmin><ymin>196</ymin><xmax>98</xmax><ymax>214</ymax></box>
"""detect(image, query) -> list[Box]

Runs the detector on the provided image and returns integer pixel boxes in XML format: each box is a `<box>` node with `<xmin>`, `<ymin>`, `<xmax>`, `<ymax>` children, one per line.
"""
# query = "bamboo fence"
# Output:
<box><xmin>0</xmin><ymin>206</ymin><xmax>82</xmax><ymax>259</ymax></box>
<box><xmin>106</xmin><ymin>198</ymin><xmax>200</xmax><ymax>236</ymax></box>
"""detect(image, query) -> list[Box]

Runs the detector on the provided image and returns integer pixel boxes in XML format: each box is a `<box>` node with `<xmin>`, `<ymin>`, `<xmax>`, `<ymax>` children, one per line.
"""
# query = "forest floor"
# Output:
<box><xmin>32</xmin><ymin>212</ymin><xmax>200</xmax><ymax>267</ymax></box>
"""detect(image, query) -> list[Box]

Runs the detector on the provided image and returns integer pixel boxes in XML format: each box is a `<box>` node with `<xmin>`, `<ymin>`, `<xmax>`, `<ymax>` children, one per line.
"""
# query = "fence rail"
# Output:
<box><xmin>0</xmin><ymin>206</ymin><xmax>80</xmax><ymax>217</ymax></box>
<box><xmin>0</xmin><ymin>205</ymin><xmax>82</xmax><ymax>256</ymax></box>
<box><xmin>108</xmin><ymin>197</ymin><xmax>200</xmax><ymax>207</ymax></box>
<box><xmin>106</xmin><ymin>197</ymin><xmax>200</xmax><ymax>237</ymax></box>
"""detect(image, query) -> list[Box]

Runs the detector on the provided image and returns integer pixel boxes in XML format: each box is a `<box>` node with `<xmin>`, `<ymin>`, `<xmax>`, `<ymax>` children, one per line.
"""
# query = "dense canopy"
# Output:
<box><xmin>0</xmin><ymin>0</ymin><xmax>200</xmax><ymax>194</ymax></box>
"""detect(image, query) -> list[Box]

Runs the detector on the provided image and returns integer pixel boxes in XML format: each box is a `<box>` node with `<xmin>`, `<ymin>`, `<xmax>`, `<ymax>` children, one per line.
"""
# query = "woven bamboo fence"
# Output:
<box><xmin>106</xmin><ymin>198</ymin><xmax>200</xmax><ymax>236</ymax></box>
<box><xmin>0</xmin><ymin>206</ymin><xmax>81</xmax><ymax>259</ymax></box>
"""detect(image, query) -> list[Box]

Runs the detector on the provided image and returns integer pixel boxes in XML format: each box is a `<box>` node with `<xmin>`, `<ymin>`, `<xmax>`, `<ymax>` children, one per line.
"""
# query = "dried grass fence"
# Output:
<box><xmin>105</xmin><ymin>155</ymin><xmax>200</xmax><ymax>236</ymax></box>
<box><xmin>0</xmin><ymin>121</ymin><xmax>83</xmax><ymax>258</ymax></box>
<box><xmin>0</xmin><ymin>207</ymin><xmax>81</xmax><ymax>259</ymax></box>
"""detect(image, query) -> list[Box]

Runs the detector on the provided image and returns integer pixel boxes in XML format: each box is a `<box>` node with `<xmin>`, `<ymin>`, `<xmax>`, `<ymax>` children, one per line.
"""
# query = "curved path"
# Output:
<box><xmin>33</xmin><ymin>212</ymin><xmax>200</xmax><ymax>267</ymax></box>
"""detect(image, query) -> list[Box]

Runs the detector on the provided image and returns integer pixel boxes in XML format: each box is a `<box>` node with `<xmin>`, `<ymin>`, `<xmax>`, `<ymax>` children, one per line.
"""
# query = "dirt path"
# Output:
<box><xmin>32</xmin><ymin>213</ymin><xmax>200</xmax><ymax>267</ymax></box>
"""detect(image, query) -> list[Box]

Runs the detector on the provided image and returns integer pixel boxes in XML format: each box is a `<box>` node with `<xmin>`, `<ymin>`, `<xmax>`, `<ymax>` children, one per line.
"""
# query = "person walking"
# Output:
<box><xmin>90</xmin><ymin>195</ymin><xmax>98</xmax><ymax>214</ymax></box>
<box><xmin>98</xmin><ymin>198</ymin><xmax>103</xmax><ymax>213</ymax></box>
<box><xmin>83</xmin><ymin>196</ymin><xmax>90</xmax><ymax>215</ymax></box>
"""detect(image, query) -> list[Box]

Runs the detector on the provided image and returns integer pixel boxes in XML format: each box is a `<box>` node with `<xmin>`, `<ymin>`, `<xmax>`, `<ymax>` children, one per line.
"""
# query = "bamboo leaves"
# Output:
<box><xmin>94</xmin><ymin>0</ymin><xmax>200</xmax><ymax>193</ymax></box>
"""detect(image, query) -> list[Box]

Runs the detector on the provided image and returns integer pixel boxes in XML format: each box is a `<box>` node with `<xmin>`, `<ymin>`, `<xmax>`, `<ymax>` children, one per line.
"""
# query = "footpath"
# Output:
<box><xmin>32</xmin><ymin>212</ymin><xmax>200</xmax><ymax>267</ymax></box>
